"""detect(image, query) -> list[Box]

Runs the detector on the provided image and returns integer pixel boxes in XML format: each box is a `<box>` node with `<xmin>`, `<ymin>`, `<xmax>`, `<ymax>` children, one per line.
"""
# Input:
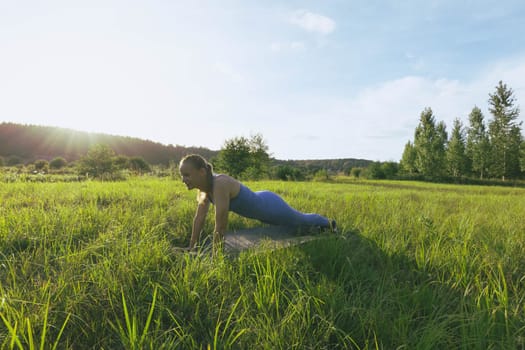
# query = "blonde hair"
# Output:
<box><xmin>179</xmin><ymin>154</ymin><xmax>212</xmax><ymax>173</ymax></box>
<box><xmin>180</xmin><ymin>154</ymin><xmax>214</xmax><ymax>202</ymax></box>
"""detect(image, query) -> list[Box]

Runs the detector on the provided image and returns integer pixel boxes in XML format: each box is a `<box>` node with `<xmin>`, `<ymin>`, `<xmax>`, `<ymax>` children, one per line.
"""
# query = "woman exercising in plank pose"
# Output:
<box><xmin>179</xmin><ymin>154</ymin><xmax>336</xmax><ymax>250</ymax></box>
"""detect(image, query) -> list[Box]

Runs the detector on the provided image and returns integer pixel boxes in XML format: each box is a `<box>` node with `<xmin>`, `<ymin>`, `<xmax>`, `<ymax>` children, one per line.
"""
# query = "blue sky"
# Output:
<box><xmin>1</xmin><ymin>1</ymin><xmax>524</xmax><ymax>161</ymax></box>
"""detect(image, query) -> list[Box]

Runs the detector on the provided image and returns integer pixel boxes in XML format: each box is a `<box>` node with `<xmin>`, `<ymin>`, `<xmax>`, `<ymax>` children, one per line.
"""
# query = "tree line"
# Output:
<box><xmin>210</xmin><ymin>134</ymin><xmax>374</xmax><ymax>181</ymax></box>
<box><xmin>0</xmin><ymin>122</ymin><xmax>217</xmax><ymax>166</ymax></box>
<box><xmin>0</xmin><ymin>123</ymin><xmax>368</xmax><ymax>179</ymax></box>
<box><xmin>7</xmin><ymin>79</ymin><xmax>522</xmax><ymax>184</ymax></box>
<box><xmin>0</xmin><ymin>144</ymin><xmax>157</xmax><ymax>181</ymax></box>
<box><xmin>400</xmin><ymin>81</ymin><xmax>524</xmax><ymax>180</ymax></box>
<box><xmin>1</xmin><ymin>126</ymin><xmax>371</xmax><ymax>181</ymax></box>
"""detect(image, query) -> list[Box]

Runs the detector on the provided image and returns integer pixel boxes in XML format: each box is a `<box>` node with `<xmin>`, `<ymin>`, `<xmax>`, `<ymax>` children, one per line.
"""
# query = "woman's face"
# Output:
<box><xmin>179</xmin><ymin>162</ymin><xmax>205</xmax><ymax>190</ymax></box>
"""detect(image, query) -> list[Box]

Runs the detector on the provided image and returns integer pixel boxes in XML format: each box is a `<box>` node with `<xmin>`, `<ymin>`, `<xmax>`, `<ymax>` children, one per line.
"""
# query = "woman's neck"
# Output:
<box><xmin>201</xmin><ymin>173</ymin><xmax>214</xmax><ymax>193</ymax></box>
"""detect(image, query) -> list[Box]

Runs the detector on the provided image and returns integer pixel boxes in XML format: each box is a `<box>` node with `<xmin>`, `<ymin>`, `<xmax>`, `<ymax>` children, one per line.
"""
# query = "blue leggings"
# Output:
<box><xmin>228</xmin><ymin>184</ymin><xmax>330</xmax><ymax>227</ymax></box>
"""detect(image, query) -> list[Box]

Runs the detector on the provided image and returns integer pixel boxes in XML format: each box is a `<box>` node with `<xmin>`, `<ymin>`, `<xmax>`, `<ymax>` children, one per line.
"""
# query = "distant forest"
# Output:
<box><xmin>273</xmin><ymin>158</ymin><xmax>372</xmax><ymax>175</ymax></box>
<box><xmin>0</xmin><ymin>122</ymin><xmax>217</xmax><ymax>166</ymax></box>
<box><xmin>0</xmin><ymin>123</ymin><xmax>371</xmax><ymax>172</ymax></box>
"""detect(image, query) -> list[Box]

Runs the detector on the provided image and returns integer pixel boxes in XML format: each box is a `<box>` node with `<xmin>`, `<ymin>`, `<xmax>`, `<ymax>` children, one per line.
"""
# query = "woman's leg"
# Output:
<box><xmin>255</xmin><ymin>191</ymin><xmax>330</xmax><ymax>227</ymax></box>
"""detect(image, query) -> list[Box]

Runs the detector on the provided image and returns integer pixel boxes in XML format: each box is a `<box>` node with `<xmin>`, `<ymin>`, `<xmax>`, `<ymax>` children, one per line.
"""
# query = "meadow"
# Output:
<box><xmin>0</xmin><ymin>178</ymin><xmax>524</xmax><ymax>349</ymax></box>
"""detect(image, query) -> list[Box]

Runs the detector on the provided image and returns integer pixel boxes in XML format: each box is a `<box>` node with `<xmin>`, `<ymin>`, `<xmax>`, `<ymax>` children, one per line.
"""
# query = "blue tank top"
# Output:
<box><xmin>228</xmin><ymin>184</ymin><xmax>261</xmax><ymax>219</ymax></box>
<box><xmin>209</xmin><ymin>183</ymin><xmax>267</xmax><ymax>221</ymax></box>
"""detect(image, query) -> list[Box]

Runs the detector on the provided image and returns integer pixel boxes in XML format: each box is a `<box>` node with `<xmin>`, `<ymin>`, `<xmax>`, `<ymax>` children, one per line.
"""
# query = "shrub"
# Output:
<box><xmin>351</xmin><ymin>167</ymin><xmax>362</xmax><ymax>178</ymax></box>
<box><xmin>50</xmin><ymin>157</ymin><xmax>67</xmax><ymax>169</ymax></box>
<box><xmin>129</xmin><ymin>156</ymin><xmax>151</xmax><ymax>174</ymax></box>
<box><xmin>7</xmin><ymin>155</ymin><xmax>23</xmax><ymax>166</ymax></box>
<box><xmin>78</xmin><ymin>144</ymin><xmax>117</xmax><ymax>179</ymax></box>
<box><xmin>34</xmin><ymin>159</ymin><xmax>49</xmax><ymax>172</ymax></box>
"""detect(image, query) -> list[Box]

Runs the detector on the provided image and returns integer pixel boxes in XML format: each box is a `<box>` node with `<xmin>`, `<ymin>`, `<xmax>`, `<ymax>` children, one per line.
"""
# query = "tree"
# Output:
<box><xmin>0</xmin><ymin>156</ymin><xmax>4</xmax><ymax>167</ymax></box>
<box><xmin>487</xmin><ymin>81</ymin><xmax>522</xmax><ymax>180</ymax></box>
<box><xmin>215</xmin><ymin>134</ymin><xmax>270</xmax><ymax>179</ymax></box>
<box><xmin>510</xmin><ymin>126</ymin><xmax>524</xmax><ymax>178</ymax></box>
<box><xmin>129</xmin><ymin>156</ymin><xmax>151</xmax><ymax>174</ymax></box>
<box><xmin>34</xmin><ymin>159</ymin><xmax>49</xmax><ymax>172</ymax></box>
<box><xmin>466</xmin><ymin>106</ymin><xmax>490</xmax><ymax>179</ymax></box>
<box><xmin>520</xmin><ymin>142</ymin><xmax>525</xmax><ymax>175</ymax></box>
<box><xmin>342</xmin><ymin>162</ymin><xmax>353</xmax><ymax>176</ymax></box>
<box><xmin>114</xmin><ymin>156</ymin><xmax>129</xmax><ymax>170</ymax></box>
<box><xmin>413</xmin><ymin>108</ymin><xmax>447</xmax><ymax>177</ymax></box>
<box><xmin>399</xmin><ymin>141</ymin><xmax>417</xmax><ymax>175</ymax></box>
<box><xmin>366</xmin><ymin>162</ymin><xmax>386</xmax><ymax>179</ymax></box>
<box><xmin>446</xmin><ymin>118</ymin><xmax>468</xmax><ymax>177</ymax></box>
<box><xmin>215</xmin><ymin>136</ymin><xmax>251</xmax><ymax>178</ymax></box>
<box><xmin>436</xmin><ymin>121</ymin><xmax>448</xmax><ymax>170</ymax></box>
<box><xmin>78</xmin><ymin>144</ymin><xmax>117</xmax><ymax>178</ymax></box>
<box><xmin>351</xmin><ymin>167</ymin><xmax>362</xmax><ymax>178</ymax></box>
<box><xmin>7</xmin><ymin>155</ymin><xmax>22</xmax><ymax>166</ymax></box>
<box><xmin>273</xmin><ymin>165</ymin><xmax>305</xmax><ymax>181</ymax></box>
<box><xmin>313</xmin><ymin>169</ymin><xmax>330</xmax><ymax>181</ymax></box>
<box><xmin>50</xmin><ymin>157</ymin><xmax>67</xmax><ymax>169</ymax></box>
<box><xmin>381</xmin><ymin>161</ymin><xmax>399</xmax><ymax>179</ymax></box>
<box><xmin>247</xmin><ymin>133</ymin><xmax>270</xmax><ymax>179</ymax></box>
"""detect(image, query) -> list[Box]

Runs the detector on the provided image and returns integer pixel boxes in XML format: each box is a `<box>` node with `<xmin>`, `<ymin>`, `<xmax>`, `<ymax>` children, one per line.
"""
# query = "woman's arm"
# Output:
<box><xmin>212</xmin><ymin>178</ymin><xmax>230</xmax><ymax>246</ymax></box>
<box><xmin>189</xmin><ymin>197</ymin><xmax>210</xmax><ymax>249</ymax></box>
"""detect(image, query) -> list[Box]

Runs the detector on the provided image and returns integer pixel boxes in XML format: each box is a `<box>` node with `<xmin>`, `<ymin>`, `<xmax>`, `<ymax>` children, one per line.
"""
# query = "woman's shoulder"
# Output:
<box><xmin>213</xmin><ymin>174</ymin><xmax>242</xmax><ymax>195</ymax></box>
<box><xmin>213</xmin><ymin>173</ymin><xmax>239</xmax><ymax>185</ymax></box>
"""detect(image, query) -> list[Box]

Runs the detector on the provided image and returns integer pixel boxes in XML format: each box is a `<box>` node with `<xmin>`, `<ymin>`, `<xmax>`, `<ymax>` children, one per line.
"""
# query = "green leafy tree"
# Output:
<box><xmin>247</xmin><ymin>133</ymin><xmax>270</xmax><ymax>179</ymax></box>
<box><xmin>129</xmin><ymin>156</ymin><xmax>151</xmax><ymax>174</ymax></box>
<box><xmin>399</xmin><ymin>141</ymin><xmax>417</xmax><ymax>175</ymax></box>
<box><xmin>414</xmin><ymin>108</ymin><xmax>447</xmax><ymax>177</ymax></box>
<box><xmin>49</xmin><ymin>157</ymin><xmax>67</xmax><ymax>169</ymax></box>
<box><xmin>273</xmin><ymin>165</ymin><xmax>305</xmax><ymax>181</ymax></box>
<box><xmin>0</xmin><ymin>156</ymin><xmax>4</xmax><ymax>167</ymax></box>
<box><xmin>313</xmin><ymin>169</ymin><xmax>330</xmax><ymax>181</ymax></box>
<box><xmin>436</xmin><ymin>121</ymin><xmax>448</xmax><ymax>166</ymax></box>
<box><xmin>446</xmin><ymin>119</ymin><xmax>468</xmax><ymax>177</ymax></box>
<box><xmin>487</xmin><ymin>81</ymin><xmax>522</xmax><ymax>180</ymax></box>
<box><xmin>351</xmin><ymin>167</ymin><xmax>362</xmax><ymax>178</ymax></box>
<box><xmin>7</xmin><ymin>155</ymin><xmax>22</xmax><ymax>166</ymax></box>
<box><xmin>510</xmin><ymin>126</ymin><xmax>524</xmax><ymax>178</ymax></box>
<box><xmin>215</xmin><ymin>134</ymin><xmax>270</xmax><ymax>179</ymax></box>
<box><xmin>343</xmin><ymin>163</ymin><xmax>353</xmax><ymax>176</ymax></box>
<box><xmin>215</xmin><ymin>136</ymin><xmax>251</xmax><ymax>178</ymax></box>
<box><xmin>114</xmin><ymin>156</ymin><xmax>129</xmax><ymax>170</ymax></box>
<box><xmin>520</xmin><ymin>142</ymin><xmax>525</xmax><ymax>175</ymax></box>
<box><xmin>466</xmin><ymin>106</ymin><xmax>490</xmax><ymax>179</ymax></box>
<box><xmin>366</xmin><ymin>162</ymin><xmax>386</xmax><ymax>179</ymax></box>
<box><xmin>78</xmin><ymin>144</ymin><xmax>117</xmax><ymax>178</ymax></box>
<box><xmin>34</xmin><ymin>159</ymin><xmax>49</xmax><ymax>172</ymax></box>
<box><xmin>381</xmin><ymin>161</ymin><xmax>399</xmax><ymax>179</ymax></box>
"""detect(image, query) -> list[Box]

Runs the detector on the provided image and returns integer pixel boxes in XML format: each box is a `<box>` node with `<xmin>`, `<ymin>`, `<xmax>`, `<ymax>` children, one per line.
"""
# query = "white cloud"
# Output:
<box><xmin>270</xmin><ymin>41</ymin><xmax>306</xmax><ymax>52</ymax></box>
<box><xmin>270</xmin><ymin>42</ymin><xmax>281</xmax><ymax>52</ymax></box>
<box><xmin>289</xmin><ymin>10</ymin><xmax>336</xmax><ymax>35</ymax></box>
<box><xmin>290</xmin><ymin>41</ymin><xmax>306</xmax><ymax>50</ymax></box>
<box><xmin>213</xmin><ymin>62</ymin><xmax>244</xmax><ymax>84</ymax></box>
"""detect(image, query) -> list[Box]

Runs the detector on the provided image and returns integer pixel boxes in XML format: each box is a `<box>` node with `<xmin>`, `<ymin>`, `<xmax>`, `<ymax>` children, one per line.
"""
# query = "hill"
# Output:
<box><xmin>0</xmin><ymin>122</ymin><xmax>218</xmax><ymax>165</ymax></box>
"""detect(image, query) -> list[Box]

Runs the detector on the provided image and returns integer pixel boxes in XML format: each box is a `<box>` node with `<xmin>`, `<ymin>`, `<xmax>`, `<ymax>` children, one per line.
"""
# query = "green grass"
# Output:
<box><xmin>0</xmin><ymin>178</ymin><xmax>524</xmax><ymax>349</ymax></box>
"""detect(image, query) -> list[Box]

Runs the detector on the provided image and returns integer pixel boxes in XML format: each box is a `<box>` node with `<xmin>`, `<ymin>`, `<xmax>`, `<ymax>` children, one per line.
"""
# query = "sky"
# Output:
<box><xmin>1</xmin><ymin>0</ymin><xmax>525</xmax><ymax>161</ymax></box>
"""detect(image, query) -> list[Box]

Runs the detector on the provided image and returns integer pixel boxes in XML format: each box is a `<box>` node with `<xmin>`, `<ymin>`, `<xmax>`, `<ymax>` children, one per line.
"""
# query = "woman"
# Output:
<box><xmin>179</xmin><ymin>154</ymin><xmax>336</xmax><ymax>250</ymax></box>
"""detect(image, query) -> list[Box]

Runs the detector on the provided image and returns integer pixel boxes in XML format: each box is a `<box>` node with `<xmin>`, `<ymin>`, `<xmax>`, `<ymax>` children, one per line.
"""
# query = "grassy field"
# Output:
<box><xmin>0</xmin><ymin>178</ymin><xmax>524</xmax><ymax>349</ymax></box>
